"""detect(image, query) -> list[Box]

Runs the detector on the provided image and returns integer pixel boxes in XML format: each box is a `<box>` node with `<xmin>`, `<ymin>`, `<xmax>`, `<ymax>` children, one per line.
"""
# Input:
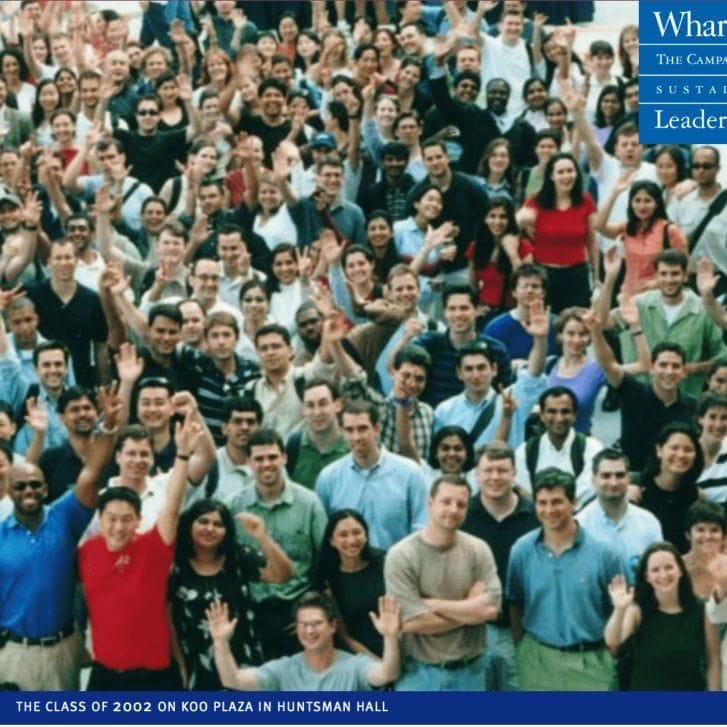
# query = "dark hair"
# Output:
<box><xmin>421</xmin><ymin>138</ymin><xmax>448</xmax><ymax>156</ymax></box>
<box><xmin>707</xmin><ymin>358</ymin><xmax>727</xmax><ymax>390</ymax></box>
<box><xmin>0</xmin><ymin>48</ymin><xmax>30</xmax><ymax>82</ymax></box>
<box><xmin>57</xmin><ymin>386</ymin><xmax>97</xmax><ymax>414</ymax></box>
<box><xmin>246</xmin><ymin>428</ymin><xmax>285</xmax><ymax>456</ymax></box>
<box><xmin>148</xmin><ymin>303</ymin><xmax>183</xmax><ymax>327</ymax></box>
<box><xmin>137</xmin><ymin>376</ymin><xmax>174</xmax><ymax>397</ymax></box>
<box><xmin>522</xmin><ymin>76</ymin><xmax>546</xmax><ymax>104</ymax></box>
<box><xmin>696</xmin><ymin>391</ymin><xmax>727</xmax><ymax>419</ymax></box>
<box><xmin>142</xmin><ymin>195</ymin><xmax>168</xmax><ymax>214</ymax></box>
<box><xmin>456</xmin><ymin>340</ymin><xmax>497</xmax><ymax>368</ymax></box>
<box><xmin>267</xmin><ymin>243</ymin><xmax>298</xmax><ymax>295</ymax></box>
<box><xmin>634</xmin><ymin>542</ymin><xmax>696</xmax><ymax>614</ymax></box>
<box><xmin>593</xmin><ymin>84</ymin><xmax>624</xmax><ymax>129</ymax></box>
<box><xmin>255</xmin><ymin>322</ymin><xmax>291</xmax><ymax>347</ymax></box>
<box><xmin>613</xmin><ymin>120</ymin><xmax>640</xmax><ymax>145</ymax></box>
<box><xmin>380</xmin><ymin>141</ymin><xmax>408</xmax><ymax>160</ymax></box>
<box><xmin>341</xmin><ymin>243</ymin><xmax>373</xmax><ymax>271</ymax></box>
<box><xmin>258</xmin><ymin>76</ymin><xmax>287</xmax><ymax>98</ymax></box>
<box><xmin>589</xmin><ymin>40</ymin><xmax>614</xmax><ymax>58</ymax></box>
<box><xmin>653</xmin><ymin>248</ymin><xmax>689</xmax><ymax>272</ymax></box>
<box><xmin>430</xmin><ymin>473</ymin><xmax>471</xmax><ymax>498</ymax></box>
<box><xmin>536</xmin><ymin>152</ymin><xmax>583</xmax><ymax>209</ymax></box>
<box><xmin>654</xmin><ymin>145</ymin><xmax>688</xmax><ymax>183</ymax></box>
<box><xmin>410</xmin><ymin>183</ymin><xmax>444</xmax><ymax>221</ymax></box>
<box><xmin>393</xmin><ymin>109</ymin><xmax>422</xmax><ymax>133</ymax></box>
<box><xmin>592</xmin><ymin>447</ymin><xmax>630</xmax><ymax>474</ymax></box>
<box><xmin>471</xmin><ymin>197</ymin><xmax>519</xmax><ymax>272</ymax></box>
<box><xmin>32</xmin><ymin>79</ymin><xmax>60</xmax><ymax>127</ymax></box>
<box><xmin>642</xmin><ymin>422</ymin><xmax>704</xmax><ymax>490</ymax></box>
<box><xmin>32</xmin><ymin>339</ymin><xmax>70</xmax><ymax>367</ymax></box>
<box><xmin>428</xmin><ymin>425</ymin><xmax>475</xmax><ymax>471</ymax></box>
<box><xmin>693</xmin><ymin>145</ymin><xmax>721</xmax><ymax>167</ymax></box>
<box><xmin>393</xmin><ymin>344</ymin><xmax>430</xmax><ymax>373</ymax></box>
<box><xmin>511</xmin><ymin>262</ymin><xmax>549</xmax><ymax>294</ymax></box>
<box><xmin>240</xmin><ymin>278</ymin><xmax>269</xmax><ymax>304</ymax></box>
<box><xmin>453</xmin><ymin>69</ymin><xmax>481</xmax><ymax>92</ymax></box>
<box><xmin>539</xmin><ymin>386</ymin><xmax>579</xmax><ymax>413</ymax></box>
<box><xmin>475</xmin><ymin>440</ymin><xmax>515</xmax><ymax>466</ymax></box>
<box><xmin>625</xmin><ymin>181</ymin><xmax>667</xmax><ymax>235</ymax></box>
<box><xmin>342</xmin><ymin>399</ymin><xmax>380</xmax><ymax>426</ymax></box>
<box><xmin>534</xmin><ymin>128</ymin><xmax>562</xmax><ymax>149</ymax></box>
<box><xmin>353</xmin><ymin>42</ymin><xmax>379</xmax><ymax>63</ymax></box>
<box><xmin>222</xmin><ymin>395</ymin><xmax>263</xmax><ymax>424</ymax></box>
<box><xmin>303</xmin><ymin>378</ymin><xmax>340</xmax><ymax>400</ymax></box>
<box><xmin>312</xmin><ymin>509</ymin><xmax>375</xmax><ymax>589</ymax></box>
<box><xmin>533</xmin><ymin>467</ymin><xmax>577</xmax><ymax>502</ymax></box>
<box><xmin>326</xmin><ymin>99</ymin><xmax>348</xmax><ymax>132</ymax></box>
<box><xmin>685</xmin><ymin>500</ymin><xmax>725</xmax><ymax>533</ymax></box>
<box><xmin>97</xmin><ymin>485</ymin><xmax>141</xmax><ymax>515</ymax></box>
<box><xmin>442</xmin><ymin>283</ymin><xmax>478</xmax><ymax>308</ymax></box>
<box><xmin>0</xmin><ymin>438</ymin><xmax>13</xmax><ymax>460</ymax></box>
<box><xmin>153</xmin><ymin>69</ymin><xmax>178</xmax><ymax>92</ymax></box>
<box><xmin>294</xmin><ymin>590</ymin><xmax>340</xmax><ymax>623</ymax></box>
<box><xmin>651</xmin><ymin>341</ymin><xmax>687</xmax><ymax>366</ymax></box>
<box><xmin>115</xmin><ymin>424</ymin><xmax>153</xmax><ymax>454</ymax></box>
<box><xmin>175</xmin><ymin>498</ymin><xmax>239</xmax><ymax>565</ymax></box>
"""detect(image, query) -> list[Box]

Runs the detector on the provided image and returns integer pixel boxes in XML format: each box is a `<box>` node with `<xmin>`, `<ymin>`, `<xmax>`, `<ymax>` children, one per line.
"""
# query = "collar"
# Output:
<box><xmin>350</xmin><ymin>446</ymin><xmax>386</xmax><ymax>472</ymax></box>
<box><xmin>536</xmin><ymin>520</ymin><xmax>584</xmax><ymax>548</ymax></box>
<box><xmin>238</xmin><ymin>478</ymin><xmax>294</xmax><ymax>507</ymax></box>
<box><xmin>6</xmin><ymin>505</ymin><xmax>49</xmax><ymax>531</ymax></box>
<box><xmin>543</xmin><ymin>427</ymin><xmax>576</xmax><ymax>452</ymax></box>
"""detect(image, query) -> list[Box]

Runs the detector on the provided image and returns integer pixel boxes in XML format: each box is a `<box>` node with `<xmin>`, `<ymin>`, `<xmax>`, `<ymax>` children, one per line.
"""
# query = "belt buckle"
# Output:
<box><xmin>38</xmin><ymin>633</ymin><xmax>60</xmax><ymax>647</ymax></box>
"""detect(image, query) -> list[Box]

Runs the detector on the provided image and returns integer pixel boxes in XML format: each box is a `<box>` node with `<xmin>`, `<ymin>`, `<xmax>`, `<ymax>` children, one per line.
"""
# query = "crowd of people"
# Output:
<box><xmin>1</xmin><ymin>0</ymin><xmax>727</xmax><ymax>694</ymax></box>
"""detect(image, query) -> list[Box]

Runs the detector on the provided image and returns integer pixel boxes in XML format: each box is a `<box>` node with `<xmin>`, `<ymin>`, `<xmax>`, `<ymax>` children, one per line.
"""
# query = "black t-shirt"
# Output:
<box><xmin>24</xmin><ymin>281</ymin><xmax>109</xmax><ymax>388</ymax></box>
<box><xmin>115</xmin><ymin>128</ymin><xmax>188</xmax><ymax>193</ymax></box>
<box><xmin>616</xmin><ymin>375</ymin><xmax>697</xmax><ymax>472</ymax></box>
<box><xmin>235</xmin><ymin>113</ymin><xmax>307</xmax><ymax>168</ymax></box>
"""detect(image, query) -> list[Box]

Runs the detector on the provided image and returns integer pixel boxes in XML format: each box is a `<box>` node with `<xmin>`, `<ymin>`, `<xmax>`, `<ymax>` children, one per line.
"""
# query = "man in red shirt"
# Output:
<box><xmin>79</xmin><ymin>413</ymin><xmax>203</xmax><ymax>690</ymax></box>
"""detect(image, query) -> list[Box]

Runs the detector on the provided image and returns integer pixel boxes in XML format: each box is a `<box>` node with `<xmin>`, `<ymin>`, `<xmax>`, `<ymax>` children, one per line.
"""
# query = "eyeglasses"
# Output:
<box><xmin>67</xmin><ymin>224</ymin><xmax>90</xmax><ymax>232</ymax></box>
<box><xmin>692</xmin><ymin>163</ymin><xmax>717</xmax><ymax>170</ymax></box>
<box><xmin>12</xmin><ymin>479</ymin><xmax>44</xmax><ymax>492</ymax></box>
<box><xmin>137</xmin><ymin>109</ymin><xmax>159</xmax><ymax>116</ymax></box>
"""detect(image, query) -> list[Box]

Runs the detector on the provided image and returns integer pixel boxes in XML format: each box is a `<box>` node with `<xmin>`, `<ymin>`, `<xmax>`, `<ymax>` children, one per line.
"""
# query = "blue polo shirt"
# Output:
<box><xmin>0</xmin><ymin>491</ymin><xmax>92</xmax><ymax>638</ymax></box>
<box><xmin>315</xmin><ymin>449</ymin><xmax>429</xmax><ymax>550</ymax></box>
<box><xmin>506</xmin><ymin>525</ymin><xmax>623</xmax><ymax>647</ymax></box>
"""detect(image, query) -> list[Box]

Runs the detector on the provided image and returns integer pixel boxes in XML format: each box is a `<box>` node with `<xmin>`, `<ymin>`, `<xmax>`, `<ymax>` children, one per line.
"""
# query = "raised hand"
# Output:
<box><xmin>498</xmin><ymin>384</ymin><xmax>517</xmax><ymax>419</ymax></box>
<box><xmin>25</xmin><ymin>396</ymin><xmax>48</xmax><ymax>434</ymax></box>
<box><xmin>114</xmin><ymin>342</ymin><xmax>143</xmax><ymax>385</ymax></box>
<box><xmin>617</xmin><ymin>291</ymin><xmax>641</xmax><ymax>328</ymax></box>
<box><xmin>205</xmin><ymin>599</ymin><xmax>237</xmax><ymax>642</ymax></box>
<box><xmin>0</xmin><ymin>284</ymin><xmax>24</xmax><ymax>312</ymax></box>
<box><xmin>603</xmin><ymin>244</ymin><xmax>623</xmax><ymax>279</ymax></box>
<box><xmin>311</xmin><ymin>281</ymin><xmax>336</xmax><ymax>318</ymax></box>
<box><xmin>20</xmin><ymin>190</ymin><xmax>41</xmax><ymax>228</ymax></box>
<box><xmin>697</xmin><ymin>258</ymin><xmax>720</xmax><ymax>297</ymax></box>
<box><xmin>403</xmin><ymin>316</ymin><xmax>424</xmax><ymax>340</ymax></box>
<box><xmin>97</xmin><ymin>381</ymin><xmax>123</xmax><ymax>432</ymax></box>
<box><xmin>174</xmin><ymin>411</ymin><xmax>204</xmax><ymax>455</ymax></box>
<box><xmin>523</xmin><ymin>298</ymin><xmax>550</xmax><ymax>337</ymax></box>
<box><xmin>171</xmin><ymin>391</ymin><xmax>199</xmax><ymax>419</ymax></box>
<box><xmin>369</xmin><ymin>595</ymin><xmax>400</xmax><ymax>638</ymax></box>
<box><xmin>298</xmin><ymin>247</ymin><xmax>313</xmax><ymax>282</ymax></box>
<box><xmin>608</xmin><ymin>574</ymin><xmax>634</xmax><ymax>610</ymax></box>
<box><xmin>614</xmin><ymin>168</ymin><xmax>637</xmax><ymax>193</ymax></box>
<box><xmin>322</xmin><ymin>311</ymin><xmax>349</xmax><ymax>343</ymax></box>
<box><xmin>319</xmin><ymin>230</ymin><xmax>344</xmax><ymax>267</ymax></box>
<box><xmin>236</xmin><ymin>512</ymin><xmax>267</xmax><ymax>540</ymax></box>
<box><xmin>95</xmin><ymin>183</ymin><xmax>119</xmax><ymax>215</ymax></box>
<box><xmin>176</xmin><ymin>73</ymin><xmax>193</xmax><ymax>102</ymax></box>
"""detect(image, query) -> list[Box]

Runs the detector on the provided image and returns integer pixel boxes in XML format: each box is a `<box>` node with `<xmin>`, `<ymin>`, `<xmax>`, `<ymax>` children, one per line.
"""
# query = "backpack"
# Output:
<box><xmin>525</xmin><ymin>431</ymin><xmax>587</xmax><ymax>484</ymax></box>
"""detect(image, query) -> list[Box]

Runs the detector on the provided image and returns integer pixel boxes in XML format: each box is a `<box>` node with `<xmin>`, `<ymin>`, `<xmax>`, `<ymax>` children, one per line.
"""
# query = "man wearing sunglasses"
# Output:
<box><xmin>0</xmin><ymin>386</ymin><xmax>121</xmax><ymax>690</ymax></box>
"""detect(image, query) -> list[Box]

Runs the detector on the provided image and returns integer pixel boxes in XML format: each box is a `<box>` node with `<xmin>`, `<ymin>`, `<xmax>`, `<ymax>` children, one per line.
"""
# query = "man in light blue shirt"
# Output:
<box><xmin>577</xmin><ymin>449</ymin><xmax>662</xmax><ymax>581</ymax></box>
<box><xmin>434</xmin><ymin>298</ymin><xmax>549</xmax><ymax>449</ymax></box>
<box><xmin>507</xmin><ymin>468</ymin><xmax>623</xmax><ymax>691</ymax></box>
<box><xmin>315</xmin><ymin>400</ymin><xmax>429</xmax><ymax>550</ymax></box>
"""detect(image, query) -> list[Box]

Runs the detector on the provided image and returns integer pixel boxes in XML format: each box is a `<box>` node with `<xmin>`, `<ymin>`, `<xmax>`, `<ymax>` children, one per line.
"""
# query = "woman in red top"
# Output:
<box><xmin>467</xmin><ymin>197</ymin><xmax>533</xmax><ymax>320</ymax></box>
<box><xmin>518</xmin><ymin>152</ymin><xmax>598</xmax><ymax>312</ymax></box>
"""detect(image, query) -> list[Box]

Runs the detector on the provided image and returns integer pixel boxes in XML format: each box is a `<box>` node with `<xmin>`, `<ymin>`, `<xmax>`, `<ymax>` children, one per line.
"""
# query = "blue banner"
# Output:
<box><xmin>639</xmin><ymin>0</ymin><xmax>727</xmax><ymax>142</ymax></box>
<box><xmin>1</xmin><ymin>692</ymin><xmax>727</xmax><ymax>725</ymax></box>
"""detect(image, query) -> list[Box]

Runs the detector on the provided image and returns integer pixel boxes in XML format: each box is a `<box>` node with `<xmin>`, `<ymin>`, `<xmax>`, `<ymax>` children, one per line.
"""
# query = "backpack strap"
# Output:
<box><xmin>525</xmin><ymin>435</ymin><xmax>540</xmax><ymax>484</ymax></box>
<box><xmin>469</xmin><ymin>395</ymin><xmax>498</xmax><ymax>444</ymax></box>
<box><xmin>570</xmin><ymin>432</ymin><xmax>587</xmax><ymax>479</ymax></box>
<box><xmin>688</xmin><ymin>189</ymin><xmax>727</xmax><ymax>251</ymax></box>
<box><xmin>661</xmin><ymin>221</ymin><xmax>672</xmax><ymax>250</ymax></box>
<box><xmin>285</xmin><ymin>431</ymin><xmax>303</xmax><ymax>477</ymax></box>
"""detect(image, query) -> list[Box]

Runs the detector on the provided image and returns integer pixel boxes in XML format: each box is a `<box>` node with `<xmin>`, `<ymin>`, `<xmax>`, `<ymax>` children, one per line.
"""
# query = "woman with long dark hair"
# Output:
<box><xmin>421</xmin><ymin>426</ymin><xmax>476</xmax><ymax>492</ymax></box>
<box><xmin>169</xmin><ymin>498</ymin><xmax>292</xmax><ymax>689</ymax></box>
<box><xmin>476</xmin><ymin>138</ymin><xmax>519</xmax><ymax>202</ymax></box>
<box><xmin>605</xmin><ymin>542</ymin><xmax>720</xmax><ymax>690</ymax></box>
<box><xmin>654</xmin><ymin>145</ymin><xmax>688</xmax><ymax>219</ymax></box>
<box><xmin>596</xmin><ymin>177</ymin><xmax>687</xmax><ymax>295</ymax></box>
<box><xmin>31</xmin><ymin>79</ymin><xmax>61</xmax><ymax>147</ymax></box>
<box><xmin>364</xmin><ymin>210</ymin><xmax>400</xmax><ymax>284</ymax></box>
<box><xmin>638</xmin><ymin>423</ymin><xmax>704</xmax><ymax>553</ymax></box>
<box><xmin>310</xmin><ymin>509</ymin><xmax>386</xmax><ymax>656</ymax></box>
<box><xmin>592</xmin><ymin>84</ymin><xmax>624</xmax><ymax>147</ymax></box>
<box><xmin>468</xmin><ymin>197</ymin><xmax>533</xmax><ymax>318</ymax></box>
<box><xmin>518</xmin><ymin>152</ymin><xmax>598</xmax><ymax>312</ymax></box>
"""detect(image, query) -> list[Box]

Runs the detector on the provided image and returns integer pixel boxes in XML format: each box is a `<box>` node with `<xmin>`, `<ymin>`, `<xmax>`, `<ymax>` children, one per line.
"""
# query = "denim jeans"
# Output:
<box><xmin>395</xmin><ymin>653</ymin><xmax>488</xmax><ymax>691</ymax></box>
<box><xmin>484</xmin><ymin>623</ymin><xmax>519</xmax><ymax>691</ymax></box>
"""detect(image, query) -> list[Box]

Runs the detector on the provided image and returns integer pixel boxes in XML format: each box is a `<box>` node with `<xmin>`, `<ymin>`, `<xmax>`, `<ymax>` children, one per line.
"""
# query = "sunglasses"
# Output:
<box><xmin>12</xmin><ymin>479</ymin><xmax>44</xmax><ymax>492</ymax></box>
<box><xmin>692</xmin><ymin>163</ymin><xmax>716</xmax><ymax>170</ymax></box>
<box><xmin>137</xmin><ymin>109</ymin><xmax>159</xmax><ymax>116</ymax></box>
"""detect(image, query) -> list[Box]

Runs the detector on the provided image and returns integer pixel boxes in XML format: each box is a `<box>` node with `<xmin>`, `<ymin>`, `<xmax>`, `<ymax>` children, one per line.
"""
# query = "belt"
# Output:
<box><xmin>0</xmin><ymin>625</ymin><xmax>74</xmax><ymax>648</ymax></box>
<box><xmin>417</xmin><ymin>655</ymin><xmax>481</xmax><ymax>671</ymax></box>
<box><xmin>534</xmin><ymin>636</ymin><xmax>605</xmax><ymax>653</ymax></box>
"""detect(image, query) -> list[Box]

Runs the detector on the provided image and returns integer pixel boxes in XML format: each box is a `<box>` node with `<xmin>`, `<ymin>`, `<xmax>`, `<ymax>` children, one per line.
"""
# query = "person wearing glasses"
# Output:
<box><xmin>207</xmin><ymin>591</ymin><xmax>401</xmax><ymax>691</ymax></box>
<box><xmin>0</xmin><ymin>387</ymin><xmax>121</xmax><ymax>690</ymax></box>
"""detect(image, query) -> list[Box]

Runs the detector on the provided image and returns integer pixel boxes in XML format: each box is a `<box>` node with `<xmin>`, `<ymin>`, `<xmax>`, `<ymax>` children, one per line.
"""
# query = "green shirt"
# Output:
<box><xmin>619</xmin><ymin>288</ymin><xmax>726</xmax><ymax>397</ymax></box>
<box><xmin>227</xmin><ymin>480</ymin><xmax>327</xmax><ymax>603</ymax></box>
<box><xmin>290</xmin><ymin>430</ymin><xmax>350</xmax><ymax>490</ymax></box>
